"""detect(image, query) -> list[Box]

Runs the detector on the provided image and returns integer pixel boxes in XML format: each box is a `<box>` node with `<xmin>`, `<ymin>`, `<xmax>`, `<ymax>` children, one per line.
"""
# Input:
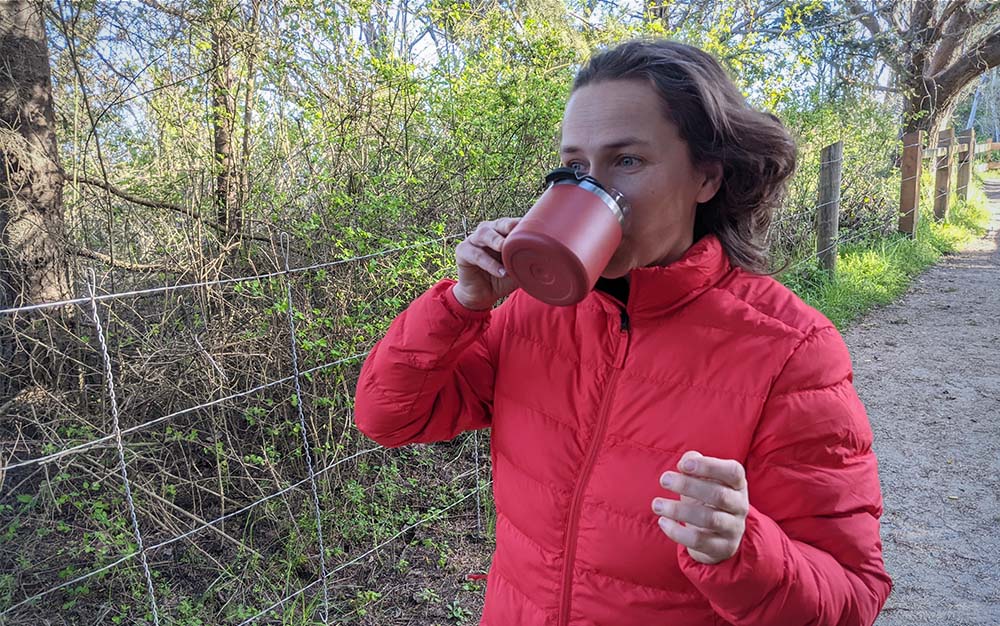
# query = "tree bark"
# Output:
<box><xmin>238</xmin><ymin>0</ymin><xmax>260</xmax><ymax>215</ymax></box>
<box><xmin>0</xmin><ymin>0</ymin><xmax>71</xmax><ymax>309</ymax></box>
<box><xmin>903</xmin><ymin>26</ymin><xmax>1000</xmax><ymax>137</ymax></box>
<box><xmin>1</xmin><ymin>0</ymin><xmax>73</xmax><ymax>400</ymax></box>
<box><xmin>211</xmin><ymin>4</ymin><xmax>238</xmax><ymax>231</ymax></box>
<box><xmin>845</xmin><ymin>1</ymin><xmax>1000</xmax><ymax>140</ymax></box>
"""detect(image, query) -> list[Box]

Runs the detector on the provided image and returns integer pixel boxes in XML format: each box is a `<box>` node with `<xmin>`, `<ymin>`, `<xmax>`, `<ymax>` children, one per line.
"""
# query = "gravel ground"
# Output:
<box><xmin>844</xmin><ymin>179</ymin><xmax>1000</xmax><ymax>626</ymax></box>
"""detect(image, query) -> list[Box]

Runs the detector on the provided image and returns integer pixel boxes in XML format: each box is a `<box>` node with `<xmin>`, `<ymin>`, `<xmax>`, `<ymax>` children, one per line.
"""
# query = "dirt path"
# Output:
<box><xmin>843</xmin><ymin>179</ymin><xmax>1000</xmax><ymax>626</ymax></box>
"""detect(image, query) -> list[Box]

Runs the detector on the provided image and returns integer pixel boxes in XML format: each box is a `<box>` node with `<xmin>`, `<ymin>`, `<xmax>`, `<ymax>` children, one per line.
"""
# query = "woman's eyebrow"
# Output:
<box><xmin>560</xmin><ymin>137</ymin><xmax>651</xmax><ymax>154</ymax></box>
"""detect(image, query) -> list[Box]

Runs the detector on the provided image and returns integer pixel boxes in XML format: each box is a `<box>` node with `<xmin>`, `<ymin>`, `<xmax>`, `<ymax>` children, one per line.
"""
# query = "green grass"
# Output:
<box><xmin>781</xmin><ymin>173</ymin><xmax>993</xmax><ymax>329</ymax></box>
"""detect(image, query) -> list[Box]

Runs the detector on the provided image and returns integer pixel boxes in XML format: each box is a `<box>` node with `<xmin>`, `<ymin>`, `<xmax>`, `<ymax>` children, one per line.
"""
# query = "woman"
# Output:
<box><xmin>354</xmin><ymin>39</ymin><xmax>892</xmax><ymax>626</ymax></box>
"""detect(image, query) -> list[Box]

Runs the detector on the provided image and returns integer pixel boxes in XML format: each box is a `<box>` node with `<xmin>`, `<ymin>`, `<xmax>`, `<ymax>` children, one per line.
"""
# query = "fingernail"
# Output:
<box><xmin>660</xmin><ymin>473</ymin><xmax>673</xmax><ymax>488</ymax></box>
<box><xmin>681</xmin><ymin>459</ymin><xmax>696</xmax><ymax>472</ymax></box>
<box><xmin>652</xmin><ymin>499</ymin><xmax>666</xmax><ymax>515</ymax></box>
<box><xmin>658</xmin><ymin>517</ymin><xmax>670</xmax><ymax>532</ymax></box>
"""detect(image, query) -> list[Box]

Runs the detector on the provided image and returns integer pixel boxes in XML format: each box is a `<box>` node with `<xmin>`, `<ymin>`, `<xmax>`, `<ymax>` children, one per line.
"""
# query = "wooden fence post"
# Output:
<box><xmin>817</xmin><ymin>141</ymin><xmax>843</xmax><ymax>276</ymax></box>
<box><xmin>956</xmin><ymin>128</ymin><xmax>975</xmax><ymax>201</ymax></box>
<box><xmin>898</xmin><ymin>130</ymin><xmax>924</xmax><ymax>237</ymax></box>
<box><xmin>934</xmin><ymin>128</ymin><xmax>955</xmax><ymax>221</ymax></box>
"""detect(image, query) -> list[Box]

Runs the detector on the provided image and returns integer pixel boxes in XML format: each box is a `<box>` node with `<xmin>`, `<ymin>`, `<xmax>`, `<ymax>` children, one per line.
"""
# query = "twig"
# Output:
<box><xmin>73</xmin><ymin>246</ymin><xmax>186</xmax><ymax>274</ymax></box>
<box><xmin>131</xmin><ymin>472</ymin><xmax>264</xmax><ymax>560</ymax></box>
<box><xmin>74</xmin><ymin>176</ymin><xmax>274</xmax><ymax>246</ymax></box>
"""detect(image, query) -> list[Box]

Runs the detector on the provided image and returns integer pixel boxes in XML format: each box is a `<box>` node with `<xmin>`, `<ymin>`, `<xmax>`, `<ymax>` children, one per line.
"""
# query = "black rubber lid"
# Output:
<box><xmin>544</xmin><ymin>167</ymin><xmax>608</xmax><ymax>192</ymax></box>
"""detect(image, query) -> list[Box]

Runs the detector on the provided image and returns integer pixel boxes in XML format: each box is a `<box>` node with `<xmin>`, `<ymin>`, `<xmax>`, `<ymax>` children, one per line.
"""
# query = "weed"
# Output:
<box><xmin>446</xmin><ymin>598</ymin><xmax>473</xmax><ymax>622</ymax></box>
<box><xmin>415</xmin><ymin>587</ymin><xmax>441</xmax><ymax>604</ymax></box>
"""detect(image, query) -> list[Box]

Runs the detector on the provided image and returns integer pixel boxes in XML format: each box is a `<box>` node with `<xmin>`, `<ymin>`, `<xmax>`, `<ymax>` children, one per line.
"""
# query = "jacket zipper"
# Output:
<box><xmin>557</xmin><ymin>306</ymin><xmax>631</xmax><ymax>626</ymax></box>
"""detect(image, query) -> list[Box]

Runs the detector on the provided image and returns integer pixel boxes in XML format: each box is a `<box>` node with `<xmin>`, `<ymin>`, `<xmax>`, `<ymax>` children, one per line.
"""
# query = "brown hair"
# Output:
<box><xmin>573</xmin><ymin>39</ymin><xmax>797</xmax><ymax>272</ymax></box>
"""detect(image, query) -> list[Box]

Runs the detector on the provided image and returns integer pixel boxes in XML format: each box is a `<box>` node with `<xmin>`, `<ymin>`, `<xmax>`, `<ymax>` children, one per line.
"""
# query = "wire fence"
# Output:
<box><xmin>0</xmin><ymin>140</ymin><xmax>981</xmax><ymax>624</ymax></box>
<box><xmin>1</xmin><ymin>227</ymin><xmax>481</xmax><ymax>624</ymax></box>
<box><xmin>13</xmin><ymin>2</ymin><xmax>994</xmax><ymax>622</ymax></box>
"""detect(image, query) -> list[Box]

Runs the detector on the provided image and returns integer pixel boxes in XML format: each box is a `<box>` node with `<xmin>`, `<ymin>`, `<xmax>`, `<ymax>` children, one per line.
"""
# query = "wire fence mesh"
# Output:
<box><xmin>1</xmin><ymin>138</ymin><xmax>990</xmax><ymax>624</ymax></box>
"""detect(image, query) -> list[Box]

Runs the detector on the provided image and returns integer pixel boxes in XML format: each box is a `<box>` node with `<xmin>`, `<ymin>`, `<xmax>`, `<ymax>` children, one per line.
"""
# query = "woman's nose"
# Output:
<box><xmin>584</xmin><ymin>165</ymin><xmax>609</xmax><ymax>186</ymax></box>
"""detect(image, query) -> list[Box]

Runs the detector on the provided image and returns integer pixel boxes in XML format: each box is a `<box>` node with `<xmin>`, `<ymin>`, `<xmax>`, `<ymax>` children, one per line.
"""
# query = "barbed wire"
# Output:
<box><xmin>771</xmin><ymin>142</ymin><xmax>978</xmax><ymax>235</ymax></box>
<box><xmin>86</xmin><ymin>270</ymin><xmax>161</xmax><ymax>625</ymax></box>
<box><xmin>280</xmin><ymin>233</ymin><xmax>331</xmax><ymax>623</ymax></box>
<box><xmin>1</xmin><ymin>229</ymin><xmax>463</xmax><ymax>471</ymax></box>
<box><xmin>781</xmin><ymin>222</ymin><xmax>898</xmax><ymax>276</ymax></box>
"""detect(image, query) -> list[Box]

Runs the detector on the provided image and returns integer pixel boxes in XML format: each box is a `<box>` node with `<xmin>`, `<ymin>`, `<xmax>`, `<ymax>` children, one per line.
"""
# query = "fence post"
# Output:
<box><xmin>817</xmin><ymin>141</ymin><xmax>843</xmax><ymax>277</ymax></box>
<box><xmin>933</xmin><ymin>128</ymin><xmax>955</xmax><ymax>221</ymax></box>
<box><xmin>956</xmin><ymin>128</ymin><xmax>975</xmax><ymax>201</ymax></box>
<box><xmin>898</xmin><ymin>130</ymin><xmax>924</xmax><ymax>237</ymax></box>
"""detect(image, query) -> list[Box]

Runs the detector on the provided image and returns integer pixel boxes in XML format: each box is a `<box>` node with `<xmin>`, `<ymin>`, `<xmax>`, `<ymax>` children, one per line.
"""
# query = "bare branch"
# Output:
<box><xmin>935</xmin><ymin>0</ymin><xmax>971</xmax><ymax>32</ymax></box>
<box><xmin>934</xmin><ymin>28</ymin><xmax>1000</xmax><ymax>93</ymax></box>
<box><xmin>74</xmin><ymin>176</ymin><xmax>274</xmax><ymax>246</ymax></box>
<box><xmin>881</xmin><ymin>0</ymin><xmax>903</xmax><ymax>33</ymax></box>
<box><xmin>728</xmin><ymin>0</ymin><xmax>785</xmax><ymax>36</ymax></box>
<box><xmin>909</xmin><ymin>0</ymin><xmax>937</xmax><ymax>44</ymax></box>
<box><xmin>72</xmin><ymin>247</ymin><xmax>186</xmax><ymax>274</ymax></box>
<box><xmin>844</xmin><ymin>0</ymin><xmax>904</xmax><ymax>73</ymax></box>
<box><xmin>929</xmin><ymin>4</ymin><xmax>976</xmax><ymax>75</ymax></box>
<box><xmin>137</xmin><ymin>0</ymin><xmax>194</xmax><ymax>21</ymax></box>
<box><xmin>76</xmin><ymin>175</ymin><xmax>202</xmax><ymax>221</ymax></box>
<box><xmin>844</xmin><ymin>0</ymin><xmax>894</xmax><ymax>37</ymax></box>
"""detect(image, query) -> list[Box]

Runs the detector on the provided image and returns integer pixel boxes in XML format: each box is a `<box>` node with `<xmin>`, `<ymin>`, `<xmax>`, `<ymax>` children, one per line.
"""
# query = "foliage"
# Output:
<box><xmin>783</xmin><ymin>176</ymin><xmax>990</xmax><ymax>328</ymax></box>
<box><xmin>2</xmin><ymin>1</ymin><xmax>995</xmax><ymax>624</ymax></box>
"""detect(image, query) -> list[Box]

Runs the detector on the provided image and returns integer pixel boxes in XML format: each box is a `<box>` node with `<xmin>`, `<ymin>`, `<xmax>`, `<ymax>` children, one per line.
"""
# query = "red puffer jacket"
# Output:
<box><xmin>355</xmin><ymin>234</ymin><xmax>892</xmax><ymax>626</ymax></box>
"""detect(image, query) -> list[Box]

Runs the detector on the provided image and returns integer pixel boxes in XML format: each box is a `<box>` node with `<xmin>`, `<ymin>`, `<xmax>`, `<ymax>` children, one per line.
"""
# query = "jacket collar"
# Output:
<box><xmin>592</xmin><ymin>234</ymin><xmax>733</xmax><ymax>320</ymax></box>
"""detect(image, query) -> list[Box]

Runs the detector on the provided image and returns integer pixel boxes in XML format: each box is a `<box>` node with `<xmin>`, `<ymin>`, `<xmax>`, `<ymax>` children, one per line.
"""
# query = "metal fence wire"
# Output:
<box><xmin>0</xmin><ymin>139</ymin><xmax>988</xmax><ymax>623</ymax></box>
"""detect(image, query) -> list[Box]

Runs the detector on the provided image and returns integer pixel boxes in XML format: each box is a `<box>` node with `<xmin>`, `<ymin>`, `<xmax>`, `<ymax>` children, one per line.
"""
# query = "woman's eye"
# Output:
<box><xmin>568</xmin><ymin>162</ymin><xmax>586</xmax><ymax>172</ymax></box>
<box><xmin>618</xmin><ymin>156</ymin><xmax>641</xmax><ymax>168</ymax></box>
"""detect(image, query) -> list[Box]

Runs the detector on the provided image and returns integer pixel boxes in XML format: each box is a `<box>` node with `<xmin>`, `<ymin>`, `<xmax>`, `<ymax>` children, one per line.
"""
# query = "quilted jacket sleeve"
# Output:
<box><xmin>354</xmin><ymin>279</ymin><xmax>505</xmax><ymax>448</ymax></box>
<box><xmin>679</xmin><ymin>325</ymin><xmax>892</xmax><ymax>625</ymax></box>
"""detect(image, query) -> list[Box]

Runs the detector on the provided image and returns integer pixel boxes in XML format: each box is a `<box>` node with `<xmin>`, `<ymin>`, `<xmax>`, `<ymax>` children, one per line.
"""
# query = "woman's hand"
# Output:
<box><xmin>452</xmin><ymin>218</ymin><xmax>521</xmax><ymax>311</ymax></box>
<box><xmin>652</xmin><ymin>451</ymin><xmax>749</xmax><ymax>565</ymax></box>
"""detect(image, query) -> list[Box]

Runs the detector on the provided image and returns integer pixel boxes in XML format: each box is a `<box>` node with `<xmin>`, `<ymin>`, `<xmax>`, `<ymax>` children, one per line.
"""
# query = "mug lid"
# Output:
<box><xmin>544</xmin><ymin>167</ymin><xmax>628</xmax><ymax>225</ymax></box>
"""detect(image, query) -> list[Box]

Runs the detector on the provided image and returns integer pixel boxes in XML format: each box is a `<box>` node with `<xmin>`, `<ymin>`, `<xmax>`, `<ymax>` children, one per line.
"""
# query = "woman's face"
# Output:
<box><xmin>559</xmin><ymin>79</ymin><xmax>722</xmax><ymax>279</ymax></box>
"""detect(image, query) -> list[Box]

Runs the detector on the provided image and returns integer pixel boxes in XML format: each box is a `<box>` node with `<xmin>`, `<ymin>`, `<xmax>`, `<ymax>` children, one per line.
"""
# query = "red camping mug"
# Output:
<box><xmin>502</xmin><ymin>167</ymin><xmax>629</xmax><ymax>306</ymax></box>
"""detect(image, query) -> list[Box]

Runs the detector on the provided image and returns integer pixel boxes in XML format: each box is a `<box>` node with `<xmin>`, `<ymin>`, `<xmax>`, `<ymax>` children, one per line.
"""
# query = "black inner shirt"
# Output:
<box><xmin>595</xmin><ymin>276</ymin><xmax>630</xmax><ymax>306</ymax></box>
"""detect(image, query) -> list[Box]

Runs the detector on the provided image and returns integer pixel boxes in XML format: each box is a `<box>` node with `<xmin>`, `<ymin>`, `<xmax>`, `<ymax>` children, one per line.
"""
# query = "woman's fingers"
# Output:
<box><xmin>493</xmin><ymin>217</ymin><xmax>521</xmax><ymax>236</ymax></box>
<box><xmin>655</xmin><ymin>516</ymin><xmax>735</xmax><ymax>559</ymax></box>
<box><xmin>457</xmin><ymin>239</ymin><xmax>506</xmax><ymax>278</ymax></box>
<box><xmin>453</xmin><ymin>217</ymin><xmax>522</xmax><ymax>310</ymax></box>
<box><xmin>652</xmin><ymin>451</ymin><xmax>750</xmax><ymax>564</ymax></box>
<box><xmin>651</xmin><ymin>497</ymin><xmax>740</xmax><ymax>536</ymax></box>
<box><xmin>677</xmin><ymin>451</ymin><xmax>747</xmax><ymax>491</ymax></box>
<box><xmin>458</xmin><ymin>218</ymin><xmax>523</xmax><ymax>276</ymax></box>
<box><xmin>471</xmin><ymin>222</ymin><xmax>504</xmax><ymax>254</ymax></box>
<box><xmin>651</xmin><ymin>495</ymin><xmax>746</xmax><ymax>564</ymax></box>
<box><xmin>470</xmin><ymin>218</ymin><xmax>520</xmax><ymax>253</ymax></box>
<box><xmin>658</xmin><ymin>471</ymin><xmax>748</xmax><ymax>516</ymax></box>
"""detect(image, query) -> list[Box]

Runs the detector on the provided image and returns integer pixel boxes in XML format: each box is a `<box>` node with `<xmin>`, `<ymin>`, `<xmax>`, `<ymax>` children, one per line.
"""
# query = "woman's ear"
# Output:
<box><xmin>696</xmin><ymin>161</ymin><xmax>723</xmax><ymax>204</ymax></box>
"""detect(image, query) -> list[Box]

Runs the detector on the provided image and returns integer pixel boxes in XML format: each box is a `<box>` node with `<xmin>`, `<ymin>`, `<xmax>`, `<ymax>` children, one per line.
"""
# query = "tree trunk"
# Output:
<box><xmin>845</xmin><ymin>1</ymin><xmax>1000</xmax><ymax>146</ymax></box>
<box><xmin>211</xmin><ymin>7</ymin><xmax>238</xmax><ymax>232</ymax></box>
<box><xmin>0</xmin><ymin>0</ymin><xmax>71</xmax><ymax>308</ymax></box>
<box><xmin>1</xmin><ymin>0</ymin><xmax>73</xmax><ymax>400</ymax></box>
<box><xmin>238</xmin><ymin>0</ymin><xmax>260</xmax><ymax>215</ymax></box>
<box><xmin>903</xmin><ymin>71</ymin><xmax>982</xmax><ymax>143</ymax></box>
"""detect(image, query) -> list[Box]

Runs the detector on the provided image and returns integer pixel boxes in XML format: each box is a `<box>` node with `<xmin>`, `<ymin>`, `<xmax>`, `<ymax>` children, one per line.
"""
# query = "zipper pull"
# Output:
<box><xmin>614</xmin><ymin>308</ymin><xmax>630</xmax><ymax>368</ymax></box>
